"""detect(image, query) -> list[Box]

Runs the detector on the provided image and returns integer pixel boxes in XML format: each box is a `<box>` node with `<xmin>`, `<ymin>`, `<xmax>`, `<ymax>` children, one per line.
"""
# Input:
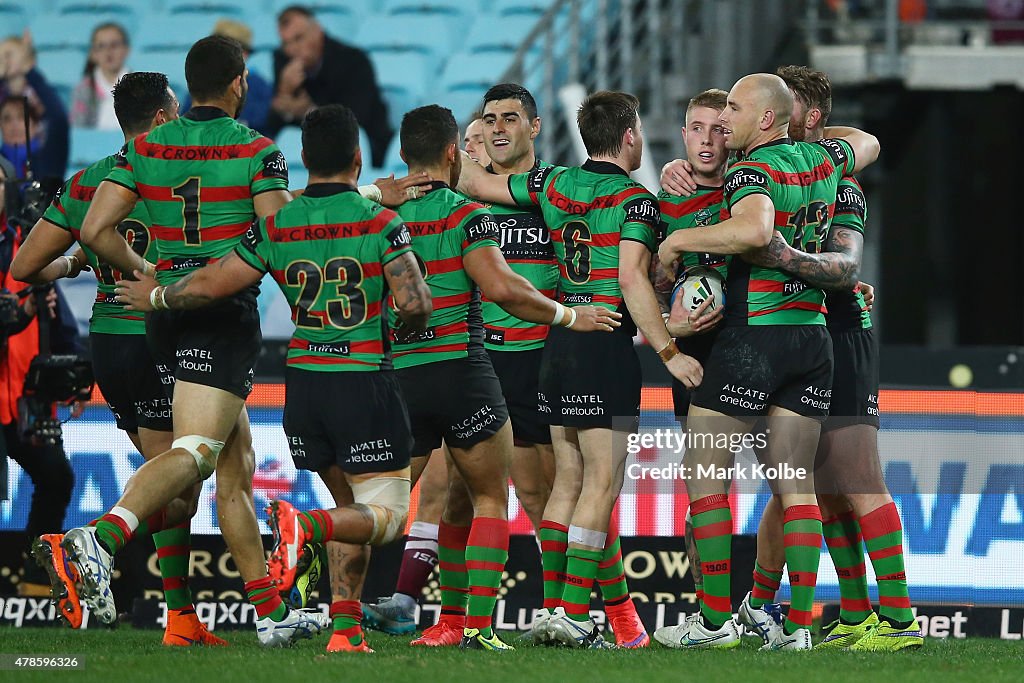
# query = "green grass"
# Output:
<box><xmin>2</xmin><ymin>627</ymin><xmax>1022</xmax><ymax>683</ymax></box>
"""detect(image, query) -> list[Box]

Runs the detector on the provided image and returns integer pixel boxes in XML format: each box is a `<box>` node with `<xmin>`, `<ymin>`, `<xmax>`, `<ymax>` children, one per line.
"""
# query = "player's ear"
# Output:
<box><xmin>446</xmin><ymin>141</ymin><xmax>458</xmax><ymax>163</ymax></box>
<box><xmin>399</xmin><ymin>148</ymin><xmax>406</xmax><ymax>164</ymax></box>
<box><xmin>806</xmin><ymin>107</ymin><xmax>823</xmax><ymax>131</ymax></box>
<box><xmin>352</xmin><ymin>146</ymin><xmax>363</xmax><ymax>173</ymax></box>
<box><xmin>762</xmin><ymin>109</ymin><xmax>775</xmax><ymax>131</ymax></box>
<box><xmin>531</xmin><ymin>116</ymin><xmax>541</xmax><ymax>139</ymax></box>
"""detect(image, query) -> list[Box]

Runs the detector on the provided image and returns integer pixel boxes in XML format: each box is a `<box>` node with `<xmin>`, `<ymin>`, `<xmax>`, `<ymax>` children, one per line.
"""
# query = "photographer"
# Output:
<box><xmin>0</xmin><ymin>157</ymin><xmax>78</xmax><ymax>595</ymax></box>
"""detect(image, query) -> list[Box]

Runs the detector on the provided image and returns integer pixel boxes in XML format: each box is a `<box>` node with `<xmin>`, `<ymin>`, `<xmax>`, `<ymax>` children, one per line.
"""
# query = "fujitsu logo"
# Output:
<box><xmin>499</xmin><ymin>224</ymin><xmax>550</xmax><ymax>246</ymax></box>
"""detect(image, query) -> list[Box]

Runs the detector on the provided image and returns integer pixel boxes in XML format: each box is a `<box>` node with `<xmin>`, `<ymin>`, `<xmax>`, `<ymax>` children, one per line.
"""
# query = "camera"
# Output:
<box><xmin>18</xmin><ymin>354</ymin><xmax>94</xmax><ymax>446</ymax></box>
<box><xmin>0</xmin><ymin>294</ymin><xmax>19</xmax><ymax>327</ymax></box>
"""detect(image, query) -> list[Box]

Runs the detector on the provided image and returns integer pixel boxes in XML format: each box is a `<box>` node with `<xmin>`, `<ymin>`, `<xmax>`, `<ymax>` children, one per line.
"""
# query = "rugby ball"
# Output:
<box><xmin>671</xmin><ymin>267</ymin><xmax>725</xmax><ymax>312</ymax></box>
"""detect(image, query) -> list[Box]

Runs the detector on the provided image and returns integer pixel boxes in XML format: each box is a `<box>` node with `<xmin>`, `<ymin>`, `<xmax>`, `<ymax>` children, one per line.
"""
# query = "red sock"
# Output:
<box><xmin>245</xmin><ymin>577</ymin><xmax>286</xmax><ymax>620</ymax></box>
<box><xmin>395</xmin><ymin>522</ymin><xmax>439</xmax><ymax>598</ymax></box>
<box><xmin>330</xmin><ymin>600</ymin><xmax>364</xmax><ymax>644</ymax></box>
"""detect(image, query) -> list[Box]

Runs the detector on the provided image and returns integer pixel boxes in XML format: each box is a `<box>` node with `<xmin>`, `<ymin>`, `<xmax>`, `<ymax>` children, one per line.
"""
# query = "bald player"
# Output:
<box><xmin>464</xmin><ymin>118</ymin><xmax>491</xmax><ymax>166</ymax></box>
<box><xmin>652</xmin><ymin>73</ymin><xmax>879</xmax><ymax>651</ymax></box>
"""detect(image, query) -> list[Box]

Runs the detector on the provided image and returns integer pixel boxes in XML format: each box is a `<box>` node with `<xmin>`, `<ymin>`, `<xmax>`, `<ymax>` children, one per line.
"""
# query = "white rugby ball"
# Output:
<box><xmin>671</xmin><ymin>267</ymin><xmax>725</xmax><ymax>312</ymax></box>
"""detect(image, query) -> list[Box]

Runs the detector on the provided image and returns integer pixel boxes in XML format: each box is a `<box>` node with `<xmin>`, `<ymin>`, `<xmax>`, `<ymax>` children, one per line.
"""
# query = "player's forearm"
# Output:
<box><xmin>823</xmin><ymin>126</ymin><xmax>880</xmax><ymax>173</ymax></box>
<box><xmin>488</xmin><ymin>273</ymin><xmax>559</xmax><ymax>325</ymax></box>
<box><xmin>387</xmin><ymin>256</ymin><xmax>433</xmax><ymax>331</ymax></box>
<box><xmin>160</xmin><ymin>271</ymin><xmax>219</xmax><ymax>309</ymax></box>
<box><xmin>82</xmin><ymin>227</ymin><xmax>146</xmax><ymax>276</ymax></box>
<box><xmin>663</xmin><ymin>214</ymin><xmax>770</xmax><ymax>258</ymax></box>
<box><xmin>455</xmin><ymin>152</ymin><xmax>513</xmax><ymax>206</ymax></box>
<box><xmin>621</xmin><ymin>265</ymin><xmax>672</xmax><ymax>351</ymax></box>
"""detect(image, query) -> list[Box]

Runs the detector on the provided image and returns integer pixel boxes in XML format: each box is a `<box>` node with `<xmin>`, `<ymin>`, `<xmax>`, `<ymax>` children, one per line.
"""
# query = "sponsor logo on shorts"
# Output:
<box><xmin>719</xmin><ymin>383</ymin><xmax>768</xmax><ymax>412</ymax></box>
<box><xmin>451</xmin><ymin>405</ymin><xmax>501</xmax><ymax>441</ymax></box>
<box><xmin>177</xmin><ymin>347</ymin><xmax>214</xmax><ymax>374</ymax></box>
<box><xmin>288</xmin><ymin>435</ymin><xmax>306</xmax><ymax>459</ymax></box>
<box><xmin>802</xmin><ymin>384</ymin><xmax>832</xmax><ymax>411</ymax></box>
<box><xmin>156</xmin><ymin>364</ymin><xmax>175</xmax><ymax>386</ymax></box>
<box><xmin>537</xmin><ymin>391</ymin><xmax>550</xmax><ymax>414</ymax></box>
<box><xmin>867</xmin><ymin>392</ymin><xmax>879</xmax><ymax>416</ymax></box>
<box><xmin>135</xmin><ymin>397</ymin><xmax>172</xmax><ymax>421</ymax></box>
<box><xmin>349</xmin><ymin>438</ymin><xmax>396</xmax><ymax>464</ymax></box>
<box><xmin>561</xmin><ymin>292</ymin><xmax>593</xmax><ymax>305</ymax></box>
<box><xmin>561</xmin><ymin>394</ymin><xmax>605</xmax><ymax>417</ymax></box>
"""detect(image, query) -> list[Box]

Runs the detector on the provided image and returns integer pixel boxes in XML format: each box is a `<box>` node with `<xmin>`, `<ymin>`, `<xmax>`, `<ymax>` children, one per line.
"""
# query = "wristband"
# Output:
<box><xmin>359</xmin><ymin>183</ymin><xmax>383</xmax><ymax>204</ymax></box>
<box><xmin>62</xmin><ymin>255</ymin><xmax>76</xmax><ymax>277</ymax></box>
<box><xmin>657</xmin><ymin>340</ymin><xmax>680</xmax><ymax>363</ymax></box>
<box><xmin>565</xmin><ymin>307</ymin><xmax>577</xmax><ymax>329</ymax></box>
<box><xmin>551</xmin><ymin>301</ymin><xmax>566</xmax><ymax>326</ymax></box>
<box><xmin>149</xmin><ymin>286</ymin><xmax>167</xmax><ymax>310</ymax></box>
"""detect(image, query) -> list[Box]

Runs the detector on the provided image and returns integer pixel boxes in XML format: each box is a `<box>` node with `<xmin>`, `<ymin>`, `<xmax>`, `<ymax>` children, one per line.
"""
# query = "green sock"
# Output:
<box><xmin>750</xmin><ymin>560</ymin><xmax>784</xmax><ymax>609</ymax></box>
<box><xmin>822</xmin><ymin>511</ymin><xmax>872</xmax><ymax>624</ymax></box>
<box><xmin>560</xmin><ymin>547</ymin><xmax>602</xmax><ymax>622</ymax></box>
<box><xmin>690</xmin><ymin>495</ymin><xmax>733</xmax><ymax>628</ymax></box>
<box><xmin>152</xmin><ymin>522</ymin><xmax>194</xmax><ymax>610</ymax></box>
<box><xmin>464</xmin><ymin>517</ymin><xmax>509</xmax><ymax>638</ymax></box>
<box><xmin>597</xmin><ymin>530</ymin><xmax>630</xmax><ymax>607</ymax></box>
<box><xmin>437</xmin><ymin>522</ymin><xmax>471</xmax><ymax>623</ymax></box>
<box><xmin>860</xmin><ymin>503</ymin><xmax>915</xmax><ymax>626</ymax></box>
<box><xmin>297</xmin><ymin>510</ymin><xmax>334</xmax><ymax>543</ymax></box>
<box><xmin>782</xmin><ymin>505</ymin><xmax>823</xmax><ymax>634</ymax></box>
<box><xmin>539</xmin><ymin>521</ymin><xmax>569</xmax><ymax>611</ymax></box>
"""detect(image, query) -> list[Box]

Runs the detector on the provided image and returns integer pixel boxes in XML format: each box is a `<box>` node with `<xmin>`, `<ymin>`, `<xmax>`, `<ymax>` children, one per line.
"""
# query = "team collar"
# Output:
<box><xmin>582</xmin><ymin>159</ymin><xmax>629</xmax><ymax>177</ymax></box>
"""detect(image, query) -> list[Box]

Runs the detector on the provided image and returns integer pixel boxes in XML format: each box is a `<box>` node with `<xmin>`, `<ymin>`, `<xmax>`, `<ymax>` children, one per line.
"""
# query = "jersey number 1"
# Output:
<box><xmin>172</xmin><ymin>177</ymin><xmax>202</xmax><ymax>246</ymax></box>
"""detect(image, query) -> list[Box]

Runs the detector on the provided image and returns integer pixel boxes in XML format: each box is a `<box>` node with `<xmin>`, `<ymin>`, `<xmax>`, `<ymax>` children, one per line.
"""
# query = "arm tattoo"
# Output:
<box><xmin>746</xmin><ymin>232</ymin><xmax>790</xmax><ymax>268</ymax></box>
<box><xmin>386</xmin><ymin>253</ymin><xmax>430</xmax><ymax>325</ymax></box>
<box><xmin>780</xmin><ymin>227</ymin><xmax>862</xmax><ymax>291</ymax></box>
<box><xmin>162</xmin><ymin>269</ymin><xmax>215</xmax><ymax>309</ymax></box>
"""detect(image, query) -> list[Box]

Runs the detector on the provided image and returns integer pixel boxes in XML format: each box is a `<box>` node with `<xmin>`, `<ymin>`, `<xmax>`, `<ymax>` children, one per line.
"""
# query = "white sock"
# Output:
<box><xmin>409</xmin><ymin>521</ymin><xmax>439</xmax><ymax>542</ymax></box>
<box><xmin>110</xmin><ymin>506</ymin><xmax>140</xmax><ymax>532</ymax></box>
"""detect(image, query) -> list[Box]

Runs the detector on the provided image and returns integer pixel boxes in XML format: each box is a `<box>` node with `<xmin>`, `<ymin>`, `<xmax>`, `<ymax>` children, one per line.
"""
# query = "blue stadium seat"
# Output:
<box><xmin>381</xmin><ymin>135</ymin><xmax>405</xmax><ymax>178</ymax></box>
<box><xmin>288</xmin><ymin>167</ymin><xmax>309</xmax><ymax>191</ymax></box>
<box><xmin>464</xmin><ymin>15</ymin><xmax>540</xmax><ymax>54</ymax></box>
<box><xmin>274</xmin><ymin>126</ymin><xmax>303</xmax><ymax>166</ymax></box>
<box><xmin>30</xmin><ymin>14</ymin><xmax>129</xmax><ymax>51</ymax></box>
<box><xmin>247</xmin><ymin>50</ymin><xmax>273</xmax><ymax>80</ymax></box>
<box><xmin>439</xmin><ymin>52</ymin><xmax>513</xmax><ymax>92</ymax></box>
<box><xmin>249</xmin><ymin>20</ymin><xmax>280</xmax><ymax>53</ymax></box>
<box><xmin>385</xmin><ymin>0</ymin><xmax>472</xmax><ymax>22</ymax></box>
<box><xmin>162</xmin><ymin>0</ymin><xmax>248</xmax><ymax>16</ymax></box>
<box><xmin>36</xmin><ymin>49</ymin><xmax>87</xmax><ymax>92</ymax></box>
<box><xmin>494</xmin><ymin>0</ymin><xmax>551</xmax><ymax>17</ymax></box>
<box><xmin>133</xmin><ymin>52</ymin><xmax>189</xmax><ymax>95</ymax></box>
<box><xmin>441</xmin><ymin>89</ymin><xmax>488</xmax><ymax>126</ymax></box>
<box><xmin>69</xmin><ymin>127</ymin><xmax>124</xmax><ymax>172</ymax></box>
<box><xmin>370</xmin><ymin>51</ymin><xmax>430</xmax><ymax>132</ymax></box>
<box><xmin>355</xmin><ymin>15</ymin><xmax>454</xmax><ymax>70</ymax></box>
<box><xmin>0</xmin><ymin>2</ymin><xmax>33</xmax><ymax>33</ymax></box>
<box><xmin>269</xmin><ymin>0</ymin><xmax>374</xmax><ymax>21</ymax></box>
<box><xmin>53</xmin><ymin>0</ymin><xmax>137</xmax><ymax>16</ymax></box>
<box><xmin>318</xmin><ymin>12</ymin><xmax>364</xmax><ymax>41</ymax></box>
<box><xmin>135</xmin><ymin>15</ymin><xmax>209</xmax><ymax>52</ymax></box>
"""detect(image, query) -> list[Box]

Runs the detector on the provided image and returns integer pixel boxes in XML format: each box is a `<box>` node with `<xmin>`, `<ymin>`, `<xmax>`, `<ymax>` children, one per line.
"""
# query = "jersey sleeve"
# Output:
<box><xmin>620</xmin><ymin>190</ymin><xmax>662</xmax><ymax>251</ymax></box>
<box><xmin>104</xmin><ymin>139</ymin><xmax>139</xmax><ymax>194</ymax></box>
<box><xmin>455</xmin><ymin>203</ymin><xmax>500</xmax><ymax>256</ymax></box>
<box><xmin>831</xmin><ymin>178</ymin><xmax>867</xmax><ymax>235</ymax></box>
<box><xmin>507</xmin><ymin>165</ymin><xmax>557</xmax><ymax>208</ymax></box>
<box><xmin>723</xmin><ymin>162</ymin><xmax>772</xmax><ymax>209</ymax></box>
<box><xmin>234</xmin><ymin>217</ymin><xmax>272</xmax><ymax>274</ymax></box>
<box><xmin>377</xmin><ymin>209</ymin><xmax>413</xmax><ymax>265</ymax></box>
<box><xmin>41</xmin><ymin>175</ymin><xmax>74</xmax><ymax>231</ymax></box>
<box><xmin>250</xmin><ymin>138</ymin><xmax>289</xmax><ymax>195</ymax></box>
<box><xmin>815</xmin><ymin>138</ymin><xmax>856</xmax><ymax>177</ymax></box>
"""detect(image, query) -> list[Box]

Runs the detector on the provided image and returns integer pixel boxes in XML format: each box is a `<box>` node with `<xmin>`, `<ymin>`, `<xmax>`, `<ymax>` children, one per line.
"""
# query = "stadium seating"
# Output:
<box><xmin>356</xmin><ymin>15</ymin><xmax>455</xmax><ymax>70</ymax></box>
<box><xmin>132</xmin><ymin>51</ymin><xmax>189</xmax><ymax>95</ymax></box>
<box><xmin>53</xmin><ymin>0</ymin><xmax>136</xmax><ymax>16</ymax></box>
<box><xmin>493</xmin><ymin>0</ymin><xmax>551</xmax><ymax>18</ymax></box>
<box><xmin>0</xmin><ymin>2</ymin><xmax>33</xmax><ymax>33</ymax></box>
<box><xmin>247</xmin><ymin>50</ymin><xmax>274</xmax><ymax>81</ymax></box>
<box><xmin>464</xmin><ymin>15</ymin><xmax>541</xmax><ymax>55</ymax></box>
<box><xmin>36</xmin><ymin>48</ymin><xmax>85</xmax><ymax>93</ymax></box>
<box><xmin>441</xmin><ymin>90</ymin><xmax>488</xmax><ymax>126</ymax></box>
<box><xmin>269</xmin><ymin>0</ymin><xmax>375</xmax><ymax>21</ymax></box>
<box><xmin>161</xmin><ymin>0</ymin><xmax>248</xmax><ymax>16</ymax></box>
<box><xmin>274</xmin><ymin>126</ymin><xmax>303</xmax><ymax>167</ymax></box>
<box><xmin>29</xmin><ymin>14</ymin><xmax>129</xmax><ymax>51</ymax></box>
<box><xmin>370</xmin><ymin>51</ymin><xmax>431</xmax><ymax>131</ymax></box>
<box><xmin>385</xmin><ymin>0</ymin><xmax>472</xmax><ymax>23</ymax></box>
<box><xmin>440</xmin><ymin>52</ymin><xmax>515</xmax><ymax>92</ymax></box>
<box><xmin>68</xmin><ymin>127</ymin><xmax>123</xmax><ymax>172</ymax></box>
<box><xmin>134</xmin><ymin>14</ymin><xmax>211</xmax><ymax>52</ymax></box>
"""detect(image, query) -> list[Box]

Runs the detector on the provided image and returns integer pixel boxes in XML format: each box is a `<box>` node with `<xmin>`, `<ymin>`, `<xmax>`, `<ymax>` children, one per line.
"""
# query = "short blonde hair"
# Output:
<box><xmin>213</xmin><ymin>19</ymin><xmax>253</xmax><ymax>53</ymax></box>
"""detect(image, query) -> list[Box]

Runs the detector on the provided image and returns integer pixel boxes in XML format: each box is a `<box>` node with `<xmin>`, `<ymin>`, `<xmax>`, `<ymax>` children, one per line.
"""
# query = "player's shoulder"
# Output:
<box><xmin>82</xmin><ymin>153</ymin><xmax>119</xmax><ymax>180</ymax></box>
<box><xmin>838</xmin><ymin>174</ymin><xmax>863</xmax><ymax>191</ymax></box>
<box><xmin>809</xmin><ymin>137</ymin><xmax>853</xmax><ymax>170</ymax></box>
<box><xmin>723</xmin><ymin>159</ymin><xmax>773</xmax><ymax>195</ymax></box>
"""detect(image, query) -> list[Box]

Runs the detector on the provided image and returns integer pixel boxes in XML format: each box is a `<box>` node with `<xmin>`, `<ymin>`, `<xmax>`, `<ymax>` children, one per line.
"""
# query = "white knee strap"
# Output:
<box><xmin>568</xmin><ymin>525</ymin><xmax>608</xmax><ymax>549</ymax></box>
<box><xmin>351</xmin><ymin>476</ymin><xmax>411</xmax><ymax>545</ymax></box>
<box><xmin>173</xmin><ymin>435</ymin><xmax>225</xmax><ymax>480</ymax></box>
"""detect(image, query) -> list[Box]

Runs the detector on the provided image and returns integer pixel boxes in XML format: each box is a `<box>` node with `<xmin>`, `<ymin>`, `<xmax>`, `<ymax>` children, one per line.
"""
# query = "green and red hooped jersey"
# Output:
<box><xmin>721</xmin><ymin>137</ymin><xmax>855</xmax><ymax>326</ymax></box>
<box><xmin>825</xmin><ymin>175</ymin><xmax>872</xmax><ymax>331</ymax></box>
<box><xmin>236</xmin><ymin>184</ymin><xmax>411</xmax><ymax>372</ymax></box>
<box><xmin>481</xmin><ymin>159</ymin><xmax>559</xmax><ymax>352</ymax></box>
<box><xmin>389</xmin><ymin>182</ymin><xmax>500</xmax><ymax>370</ymax></box>
<box><xmin>42</xmin><ymin>154</ymin><xmax>155</xmax><ymax>335</ymax></box>
<box><xmin>105</xmin><ymin>107</ymin><xmax>289</xmax><ymax>285</ymax></box>
<box><xmin>657</xmin><ymin>184</ymin><xmax>730</xmax><ymax>281</ymax></box>
<box><xmin>508</xmin><ymin>159</ymin><xmax>661</xmax><ymax>336</ymax></box>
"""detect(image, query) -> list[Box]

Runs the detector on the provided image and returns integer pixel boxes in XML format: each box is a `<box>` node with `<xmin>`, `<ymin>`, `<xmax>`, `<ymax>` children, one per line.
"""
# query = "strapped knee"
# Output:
<box><xmin>351</xmin><ymin>476</ymin><xmax>411</xmax><ymax>545</ymax></box>
<box><xmin>173</xmin><ymin>435</ymin><xmax>225</xmax><ymax>480</ymax></box>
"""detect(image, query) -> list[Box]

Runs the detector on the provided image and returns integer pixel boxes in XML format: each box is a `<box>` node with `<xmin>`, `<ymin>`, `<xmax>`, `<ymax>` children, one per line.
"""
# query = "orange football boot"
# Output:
<box><xmin>163</xmin><ymin>608</ymin><xmax>229</xmax><ymax>646</ymax></box>
<box><xmin>32</xmin><ymin>534</ymin><xmax>84</xmax><ymax>629</ymax></box>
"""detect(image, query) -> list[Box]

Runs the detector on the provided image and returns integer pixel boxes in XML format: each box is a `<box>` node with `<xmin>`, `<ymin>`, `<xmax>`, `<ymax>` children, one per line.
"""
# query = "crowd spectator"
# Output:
<box><xmin>180</xmin><ymin>20</ymin><xmax>272</xmax><ymax>135</ymax></box>
<box><xmin>0</xmin><ymin>33</ymin><xmax>68</xmax><ymax>185</ymax></box>
<box><xmin>267</xmin><ymin>5</ymin><xmax>392</xmax><ymax>167</ymax></box>
<box><xmin>70</xmin><ymin>23</ymin><xmax>131</xmax><ymax>130</ymax></box>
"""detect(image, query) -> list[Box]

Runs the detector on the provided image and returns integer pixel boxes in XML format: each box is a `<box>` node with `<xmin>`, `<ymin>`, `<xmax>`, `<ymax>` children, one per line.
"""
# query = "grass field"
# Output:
<box><xmin>3</xmin><ymin>627</ymin><xmax>1023</xmax><ymax>683</ymax></box>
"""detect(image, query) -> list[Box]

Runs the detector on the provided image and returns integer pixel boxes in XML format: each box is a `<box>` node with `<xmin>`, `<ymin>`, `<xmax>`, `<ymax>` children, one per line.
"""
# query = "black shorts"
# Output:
<box><xmin>283</xmin><ymin>369</ymin><xmax>412</xmax><ymax>474</ymax></box>
<box><xmin>397</xmin><ymin>355</ymin><xmax>510</xmax><ymax>457</ymax></box>
<box><xmin>671</xmin><ymin>330</ymin><xmax>720</xmax><ymax>420</ymax></box>
<box><xmin>90</xmin><ymin>333</ymin><xmax>172</xmax><ymax>433</ymax></box>
<box><xmin>692</xmin><ymin>325</ymin><xmax>834</xmax><ymax>419</ymax></box>
<box><xmin>540</xmin><ymin>326</ymin><xmax>641</xmax><ymax>432</ymax></box>
<box><xmin>146</xmin><ymin>293</ymin><xmax>261</xmax><ymax>400</ymax></box>
<box><xmin>823</xmin><ymin>327</ymin><xmax>880</xmax><ymax>431</ymax></box>
<box><xmin>487</xmin><ymin>348</ymin><xmax>551</xmax><ymax>446</ymax></box>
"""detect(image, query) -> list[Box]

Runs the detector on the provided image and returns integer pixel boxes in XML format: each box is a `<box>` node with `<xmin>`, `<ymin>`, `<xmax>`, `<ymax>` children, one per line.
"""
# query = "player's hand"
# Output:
<box><xmin>856</xmin><ymin>280</ymin><xmax>875</xmax><ymax>311</ymax></box>
<box><xmin>114</xmin><ymin>270</ymin><xmax>159</xmax><ymax>311</ymax></box>
<box><xmin>375</xmin><ymin>172</ymin><xmax>431</xmax><ymax>207</ymax></box>
<box><xmin>568</xmin><ymin>305</ymin><xmax>622</xmax><ymax>332</ymax></box>
<box><xmin>660</xmin><ymin>159</ymin><xmax>697</xmax><ymax>197</ymax></box>
<box><xmin>665</xmin><ymin>352</ymin><xmax>703</xmax><ymax>388</ymax></box>
<box><xmin>657</xmin><ymin>233</ymin><xmax>684</xmax><ymax>270</ymax></box>
<box><xmin>667</xmin><ymin>294</ymin><xmax>722</xmax><ymax>338</ymax></box>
